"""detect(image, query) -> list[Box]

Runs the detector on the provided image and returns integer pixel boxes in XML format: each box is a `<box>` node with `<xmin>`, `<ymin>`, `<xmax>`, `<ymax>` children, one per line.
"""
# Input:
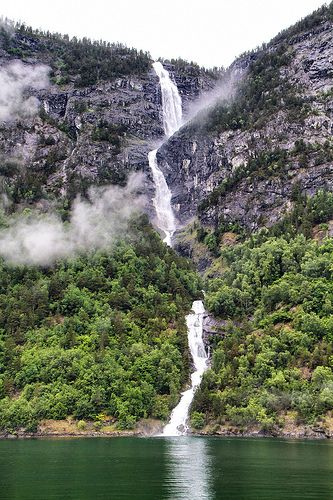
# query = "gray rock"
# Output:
<box><xmin>156</xmin><ymin>20</ymin><xmax>333</xmax><ymax>235</ymax></box>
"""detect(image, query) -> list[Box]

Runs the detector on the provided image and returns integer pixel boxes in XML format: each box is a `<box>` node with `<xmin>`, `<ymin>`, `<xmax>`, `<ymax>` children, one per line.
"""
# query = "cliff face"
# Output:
<box><xmin>157</xmin><ymin>18</ymin><xmax>333</xmax><ymax>233</ymax></box>
<box><xmin>1</xmin><ymin>14</ymin><xmax>332</xmax><ymax>242</ymax></box>
<box><xmin>0</xmin><ymin>27</ymin><xmax>216</xmax><ymax>212</ymax></box>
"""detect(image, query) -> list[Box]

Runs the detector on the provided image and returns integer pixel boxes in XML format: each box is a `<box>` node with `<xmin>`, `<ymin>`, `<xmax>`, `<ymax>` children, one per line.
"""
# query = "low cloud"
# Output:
<box><xmin>0</xmin><ymin>61</ymin><xmax>49</xmax><ymax>123</ymax></box>
<box><xmin>0</xmin><ymin>173</ymin><xmax>146</xmax><ymax>265</ymax></box>
<box><xmin>183</xmin><ymin>66</ymin><xmax>245</xmax><ymax>126</ymax></box>
<box><xmin>0</xmin><ymin>19</ymin><xmax>15</xmax><ymax>34</ymax></box>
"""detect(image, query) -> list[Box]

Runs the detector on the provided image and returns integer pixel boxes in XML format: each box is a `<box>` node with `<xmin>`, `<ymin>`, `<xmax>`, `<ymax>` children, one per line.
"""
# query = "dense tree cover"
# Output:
<box><xmin>205</xmin><ymin>231</ymin><xmax>333</xmax><ymax>320</ymax></box>
<box><xmin>191</xmin><ymin>226</ymin><xmax>333</xmax><ymax>430</ymax></box>
<box><xmin>159</xmin><ymin>57</ymin><xmax>222</xmax><ymax>78</ymax></box>
<box><xmin>270</xmin><ymin>187</ymin><xmax>333</xmax><ymax>240</ymax></box>
<box><xmin>0</xmin><ymin>214</ymin><xmax>202</xmax><ymax>430</ymax></box>
<box><xmin>0</xmin><ymin>24</ymin><xmax>151</xmax><ymax>86</ymax></box>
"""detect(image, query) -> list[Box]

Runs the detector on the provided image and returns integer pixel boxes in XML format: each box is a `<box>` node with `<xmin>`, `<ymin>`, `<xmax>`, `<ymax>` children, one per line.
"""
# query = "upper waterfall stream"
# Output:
<box><xmin>152</xmin><ymin>61</ymin><xmax>182</xmax><ymax>138</ymax></box>
<box><xmin>149</xmin><ymin>62</ymin><xmax>182</xmax><ymax>244</ymax></box>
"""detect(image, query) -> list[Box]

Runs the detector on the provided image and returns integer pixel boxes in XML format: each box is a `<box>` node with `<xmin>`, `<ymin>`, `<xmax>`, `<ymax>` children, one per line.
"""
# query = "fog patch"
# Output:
<box><xmin>0</xmin><ymin>18</ymin><xmax>15</xmax><ymax>34</ymax></box>
<box><xmin>0</xmin><ymin>61</ymin><xmax>49</xmax><ymax>123</ymax></box>
<box><xmin>0</xmin><ymin>173</ymin><xmax>146</xmax><ymax>265</ymax></box>
<box><xmin>183</xmin><ymin>66</ymin><xmax>246</xmax><ymax>126</ymax></box>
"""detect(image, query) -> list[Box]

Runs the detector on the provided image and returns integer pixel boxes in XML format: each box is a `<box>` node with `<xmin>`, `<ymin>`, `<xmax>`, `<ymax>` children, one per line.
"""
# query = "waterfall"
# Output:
<box><xmin>152</xmin><ymin>61</ymin><xmax>182</xmax><ymax>137</ymax></box>
<box><xmin>148</xmin><ymin>149</ymin><xmax>176</xmax><ymax>246</ymax></box>
<box><xmin>163</xmin><ymin>300</ymin><xmax>207</xmax><ymax>436</ymax></box>
<box><xmin>150</xmin><ymin>63</ymin><xmax>207</xmax><ymax>435</ymax></box>
<box><xmin>149</xmin><ymin>62</ymin><xmax>182</xmax><ymax>245</ymax></box>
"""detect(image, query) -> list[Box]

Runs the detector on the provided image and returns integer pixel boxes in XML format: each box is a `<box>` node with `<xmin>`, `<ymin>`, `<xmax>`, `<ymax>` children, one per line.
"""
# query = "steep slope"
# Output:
<box><xmin>157</xmin><ymin>4</ymin><xmax>333</xmax><ymax>238</ymax></box>
<box><xmin>0</xmin><ymin>22</ymin><xmax>215</xmax><ymax>435</ymax></box>
<box><xmin>172</xmin><ymin>4</ymin><xmax>333</xmax><ymax>438</ymax></box>
<box><xmin>2</xmin><ymin>6</ymin><xmax>333</xmax><ymax>439</ymax></box>
<box><xmin>0</xmin><ymin>24</ymin><xmax>216</xmax><ymax>217</ymax></box>
<box><xmin>0</xmin><ymin>214</ymin><xmax>203</xmax><ymax>431</ymax></box>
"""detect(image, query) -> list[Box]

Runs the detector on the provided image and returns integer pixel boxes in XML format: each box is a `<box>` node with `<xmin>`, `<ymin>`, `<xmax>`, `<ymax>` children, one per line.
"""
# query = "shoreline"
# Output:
<box><xmin>195</xmin><ymin>426</ymin><xmax>332</xmax><ymax>440</ymax></box>
<box><xmin>0</xmin><ymin>418</ymin><xmax>165</xmax><ymax>440</ymax></box>
<box><xmin>1</xmin><ymin>421</ymin><xmax>332</xmax><ymax>440</ymax></box>
<box><xmin>0</xmin><ymin>431</ymin><xmax>331</xmax><ymax>440</ymax></box>
<box><xmin>0</xmin><ymin>430</ymin><xmax>142</xmax><ymax>439</ymax></box>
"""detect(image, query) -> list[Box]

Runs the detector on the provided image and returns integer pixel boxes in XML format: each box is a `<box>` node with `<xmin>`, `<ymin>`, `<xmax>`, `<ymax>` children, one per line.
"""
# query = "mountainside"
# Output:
<box><xmin>0</xmin><ymin>24</ymin><xmax>216</xmax><ymax>217</ymax></box>
<box><xmin>2</xmin><ymin>5</ymin><xmax>333</xmax><ymax>438</ymax></box>
<box><xmin>146</xmin><ymin>10</ymin><xmax>327</xmax><ymax>248</ymax></box>
<box><xmin>178</xmin><ymin>4</ymin><xmax>333</xmax><ymax>438</ymax></box>
<box><xmin>0</xmin><ymin>21</ymin><xmax>213</xmax><ymax>435</ymax></box>
<box><xmin>158</xmin><ymin>7</ymin><xmax>333</xmax><ymax>240</ymax></box>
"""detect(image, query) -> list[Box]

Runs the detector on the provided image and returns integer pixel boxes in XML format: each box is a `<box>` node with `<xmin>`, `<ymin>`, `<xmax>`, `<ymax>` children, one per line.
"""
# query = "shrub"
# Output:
<box><xmin>77</xmin><ymin>420</ymin><xmax>86</xmax><ymax>431</ymax></box>
<box><xmin>25</xmin><ymin>421</ymin><xmax>38</xmax><ymax>434</ymax></box>
<box><xmin>190</xmin><ymin>411</ymin><xmax>205</xmax><ymax>429</ymax></box>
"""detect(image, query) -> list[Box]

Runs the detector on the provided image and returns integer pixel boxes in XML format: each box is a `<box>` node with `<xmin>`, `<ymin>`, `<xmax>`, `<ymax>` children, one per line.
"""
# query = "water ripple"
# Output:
<box><xmin>164</xmin><ymin>437</ymin><xmax>213</xmax><ymax>500</ymax></box>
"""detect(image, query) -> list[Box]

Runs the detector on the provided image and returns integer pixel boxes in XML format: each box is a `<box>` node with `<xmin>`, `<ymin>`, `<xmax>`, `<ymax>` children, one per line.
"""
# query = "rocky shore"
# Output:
<box><xmin>0</xmin><ymin>418</ymin><xmax>164</xmax><ymax>439</ymax></box>
<box><xmin>193</xmin><ymin>415</ymin><xmax>333</xmax><ymax>440</ymax></box>
<box><xmin>1</xmin><ymin>418</ymin><xmax>332</xmax><ymax>440</ymax></box>
<box><xmin>195</xmin><ymin>426</ymin><xmax>332</xmax><ymax>440</ymax></box>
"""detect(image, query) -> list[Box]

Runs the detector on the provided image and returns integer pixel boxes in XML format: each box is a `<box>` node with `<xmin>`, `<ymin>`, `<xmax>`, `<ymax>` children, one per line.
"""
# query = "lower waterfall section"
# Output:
<box><xmin>163</xmin><ymin>300</ymin><xmax>207</xmax><ymax>436</ymax></box>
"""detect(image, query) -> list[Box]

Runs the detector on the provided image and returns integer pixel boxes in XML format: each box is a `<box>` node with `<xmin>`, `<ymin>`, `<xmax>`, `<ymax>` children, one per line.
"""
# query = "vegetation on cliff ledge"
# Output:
<box><xmin>1</xmin><ymin>23</ymin><xmax>152</xmax><ymax>86</ymax></box>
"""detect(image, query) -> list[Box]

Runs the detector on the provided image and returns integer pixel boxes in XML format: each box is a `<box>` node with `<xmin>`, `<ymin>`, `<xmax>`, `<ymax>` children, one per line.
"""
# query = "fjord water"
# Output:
<box><xmin>1</xmin><ymin>437</ymin><xmax>333</xmax><ymax>499</ymax></box>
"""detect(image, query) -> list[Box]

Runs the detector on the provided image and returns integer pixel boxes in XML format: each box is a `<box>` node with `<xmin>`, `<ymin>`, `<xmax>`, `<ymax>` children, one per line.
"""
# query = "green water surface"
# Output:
<box><xmin>0</xmin><ymin>436</ymin><xmax>332</xmax><ymax>499</ymax></box>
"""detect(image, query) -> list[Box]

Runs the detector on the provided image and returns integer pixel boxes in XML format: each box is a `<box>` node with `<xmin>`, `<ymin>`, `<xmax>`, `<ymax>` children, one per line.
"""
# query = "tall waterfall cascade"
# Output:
<box><xmin>163</xmin><ymin>300</ymin><xmax>207</xmax><ymax>436</ymax></box>
<box><xmin>150</xmin><ymin>63</ymin><xmax>208</xmax><ymax>435</ymax></box>
<box><xmin>149</xmin><ymin>62</ymin><xmax>182</xmax><ymax>245</ymax></box>
<box><xmin>152</xmin><ymin>61</ymin><xmax>182</xmax><ymax>137</ymax></box>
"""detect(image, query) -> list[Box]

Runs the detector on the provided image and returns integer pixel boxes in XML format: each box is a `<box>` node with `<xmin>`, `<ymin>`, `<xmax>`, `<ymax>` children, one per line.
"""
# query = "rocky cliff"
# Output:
<box><xmin>0</xmin><ymin>25</ymin><xmax>216</xmax><ymax>216</ymax></box>
<box><xmin>1</xmin><ymin>10</ymin><xmax>332</xmax><ymax>248</ymax></box>
<box><xmin>156</xmin><ymin>12</ymin><xmax>333</xmax><ymax>238</ymax></box>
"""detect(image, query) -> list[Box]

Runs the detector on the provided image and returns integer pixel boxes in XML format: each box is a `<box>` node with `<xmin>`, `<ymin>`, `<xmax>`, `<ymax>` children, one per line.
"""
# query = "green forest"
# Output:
<box><xmin>190</xmin><ymin>228</ymin><xmax>333</xmax><ymax>432</ymax></box>
<box><xmin>187</xmin><ymin>1</ymin><xmax>333</xmax><ymax>433</ymax></box>
<box><xmin>0</xmin><ymin>214</ymin><xmax>202</xmax><ymax>432</ymax></box>
<box><xmin>1</xmin><ymin>24</ymin><xmax>152</xmax><ymax>86</ymax></box>
<box><xmin>3</xmin><ymin>202</ymin><xmax>333</xmax><ymax>434</ymax></box>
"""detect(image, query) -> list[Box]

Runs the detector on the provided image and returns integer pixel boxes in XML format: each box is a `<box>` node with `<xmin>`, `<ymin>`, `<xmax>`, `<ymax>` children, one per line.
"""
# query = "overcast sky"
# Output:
<box><xmin>1</xmin><ymin>0</ymin><xmax>328</xmax><ymax>68</ymax></box>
